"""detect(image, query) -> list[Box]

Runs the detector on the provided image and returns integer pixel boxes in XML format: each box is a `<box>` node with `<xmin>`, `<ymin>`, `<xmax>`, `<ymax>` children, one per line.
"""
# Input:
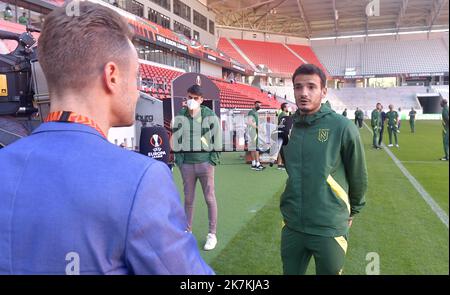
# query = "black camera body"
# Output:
<box><xmin>0</xmin><ymin>28</ymin><xmax>49</xmax><ymax>147</ymax></box>
<box><xmin>0</xmin><ymin>29</ymin><xmax>37</xmax><ymax>115</ymax></box>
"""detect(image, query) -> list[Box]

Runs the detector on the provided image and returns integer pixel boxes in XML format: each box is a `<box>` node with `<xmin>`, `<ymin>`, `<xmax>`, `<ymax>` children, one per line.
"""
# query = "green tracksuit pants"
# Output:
<box><xmin>409</xmin><ymin>120</ymin><xmax>415</xmax><ymax>133</ymax></box>
<box><xmin>388</xmin><ymin>125</ymin><xmax>398</xmax><ymax>145</ymax></box>
<box><xmin>281</xmin><ymin>226</ymin><xmax>348</xmax><ymax>275</ymax></box>
<box><xmin>444</xmin><ymin>128</ymin><xmax>449</xmax><ymax>159</ymax></box>
<box><xmin>372</xmin><ymin>126</ymin><xmax>380</xmax><ymax>148</ymax></box>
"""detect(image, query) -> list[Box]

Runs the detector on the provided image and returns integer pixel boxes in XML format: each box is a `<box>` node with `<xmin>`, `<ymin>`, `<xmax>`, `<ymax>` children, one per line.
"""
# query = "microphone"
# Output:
<box><xmin>268</xmin><ymin>115</ymin><xmax>293</xmax><ymax>167</ymax></box>
<box><xmin>139</xmin><ymin>125</ymin><xmax>170</xmax><ymax>165</ymax></box>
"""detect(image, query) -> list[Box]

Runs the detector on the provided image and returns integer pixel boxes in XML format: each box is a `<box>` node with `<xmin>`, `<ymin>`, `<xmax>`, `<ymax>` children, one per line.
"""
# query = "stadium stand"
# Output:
<box><xmin>0</xmin><ymin>20</ymin><xmax>275</xmax><ymax>112</ymax></box>
<box><xmin>362</xmin><ymin>39</ymin><xmax>448</xmax><ymax>75</ymax></box>
<box><xmin>345</xmin><ymin>43</ymin><xmax>362</xmax><ymax>75</ymax></box>
<box><xmin>139</xmin><ymin>62</ymin><xmax>184</xmax><ymax>100</ymax></box>
<box><xmin>285</xmin><ymin>44</ymin><xmax>328</xmax><ymax>75</ymax></box>
<box><xmin>313</xmin><ymin>39</ymin><xmax>449</xmax><ymax>76</ymax></box>
<box><xmin>260</xmin><ymin>85</ymin><xmax>294</xmax><ymax>102</ymax></box>
<box><xmin>443</xmin><ymin>34</ymin><xmax>449</xmax><ymax>51</ymax></box>
<box><xmin>431</xmin><ymin>85</ymin><xmax>450</xmax><ymax>100</ymax></box>
<box><xmin>2</xmin><ymin>1</ymin><xmax>446</xmax><ymax>116</ymax></box>
<box><xmin>217</xmin><ymin>38</ymin><xmax>327</xmax><ymax>76</ymax></box>
<box><xmin>312</xmin><ymin>45</ymin><xmax>346</xmax><ymax>76</ymax></box>
<box><xmin>211</xmin><ymin>78</ymin><xmax>279</xmax><ymax>109</ymax></box>
<box><xmin>138</xmin><ymin>62</ymin><xmax>278</xmax><ymax>109</ymax></box>
<box><xmin>217</xmin><ymin>37</ymin><xmax>254</xmax><ymax>70</ymax></box>
<box><xmin>228</xmin><ymin>38</ymin><xmax>303</xmax><ymax>75</ymax></box>
<box><xmin>326</xmin><ymin>86</ymin><xmax>425</xmax><ymax>112</ymax></box>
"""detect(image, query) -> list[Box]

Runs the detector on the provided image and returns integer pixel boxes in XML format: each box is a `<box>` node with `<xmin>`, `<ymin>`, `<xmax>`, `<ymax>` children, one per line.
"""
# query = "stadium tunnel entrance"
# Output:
<box><xmin>417</xmin><ymin>94</ymin><xmax>442</xmax><ymax>114</ymax></box>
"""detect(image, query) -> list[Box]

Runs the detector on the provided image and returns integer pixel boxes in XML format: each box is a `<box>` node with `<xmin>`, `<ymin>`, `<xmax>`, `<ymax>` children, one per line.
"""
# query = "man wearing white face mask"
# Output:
<box><xmin>174</xmin><ymin>85</ymin><xmax>221</xmax><ymax>251</ymax></box>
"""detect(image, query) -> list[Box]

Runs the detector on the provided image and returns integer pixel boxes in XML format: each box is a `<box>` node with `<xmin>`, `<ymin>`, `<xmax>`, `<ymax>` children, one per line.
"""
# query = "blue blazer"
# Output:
<box><xmin>0</xmin><ymin>122</ymin><xmax>214</xmax><ymax>274</ymax></box>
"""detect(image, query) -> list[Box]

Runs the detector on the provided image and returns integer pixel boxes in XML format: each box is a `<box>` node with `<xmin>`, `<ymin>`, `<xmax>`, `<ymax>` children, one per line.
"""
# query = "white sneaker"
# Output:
<box><xmin>395</xmin><ymin>144</ymin><xmax>399</xmax><ymax>148</ymax></box>
<box><xmin>388</xmin><ymin>144</ymin><xmax>393</xmax><ymax>147</ymax></box>
<box><xmin>204</xmin><ymin>233</ymin><xmax>217</xmax><ymax>251</ymax></box>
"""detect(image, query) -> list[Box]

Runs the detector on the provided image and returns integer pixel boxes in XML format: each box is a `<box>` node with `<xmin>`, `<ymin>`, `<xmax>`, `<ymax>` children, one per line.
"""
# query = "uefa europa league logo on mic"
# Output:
<box><xmin>150</xmin><ymin>134</ymin><xmax>162</xmax><ymax>148</ymax></box>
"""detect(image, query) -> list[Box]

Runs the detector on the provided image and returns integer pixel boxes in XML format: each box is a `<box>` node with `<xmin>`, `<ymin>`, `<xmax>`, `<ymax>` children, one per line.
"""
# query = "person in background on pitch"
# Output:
<box><xmin>247</xmin><ymin>100</ymin><xmax>265</xmax><ymax>171</ymax></box>
<box><xmin>173</xmin><ymin>85</ymin><xmax>221</xmax><ymax>251</ymax></box>
<box><xmin>378</xmin><ymin>105</ymin><xmax>386</xmax><ymax>146</ymax></box>
<box><xmin>397</xmin><ymin>107</ymin><xmax>402</xmax><ymax>133</ymax></box>
<box><xmin>386</xmin><ymin>104</ymin><xmax>399</xmax><ymax>148</ymax></box>
<box><xmin>281</xmin><ymin>64</ymin><xmax>367</xmax><ymax>275</ymax></box>
<box><xmin>358</xmin><ymin>108</ymin><xmax>364</xmax><ymax>128</ymax></box>
<box><xmin>0</xmin><ymin>2</ymin><xmax>213</xmax><ymax>275</ymax></box>
<box><xmin>409</xmin><ymin>107</ymin><xmax>417</xmax><ymax>133</ymax></box>
<box><xmin>3</xmin><ymin>5</ymin><xmax>13</xmax><ymax>21</ymax></box>
<box><xmin>342</xmin><ymin>108</ymin><xmax>347</xmax><ymax>118</ymax></box>
<box><xmin>354</xmin><ymin>107</ymin><xmax>363</xmax><ymax>128</ymax></box>
<box><xmin>276</xmin><ymin>102</ymin><xmax>290</xmax><ymax>170</ymax></box>
<box><xmin>371</xmin><ymin>103</ymin><xmax>382</xmax><ymax>149</ymax></box>
<box><xmin>440</xmin><ymin>99</ymin><xmax>449</xmax><ymax>161</ymax></box>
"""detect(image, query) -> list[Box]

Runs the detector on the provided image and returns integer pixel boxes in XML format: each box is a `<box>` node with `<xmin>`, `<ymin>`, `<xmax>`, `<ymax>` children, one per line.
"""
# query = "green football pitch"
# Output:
<box><xmin>172</xmin><ymin>120</ymin><xmax>449</xmax><ymax>275</ymax></box>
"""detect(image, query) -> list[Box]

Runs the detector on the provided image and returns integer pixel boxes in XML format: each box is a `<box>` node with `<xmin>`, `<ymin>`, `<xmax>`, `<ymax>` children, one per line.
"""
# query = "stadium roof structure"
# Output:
<box><xmin>208</xmin><ymin>0</ymin><xmax>449</xmax><ymax>39</ymax></box>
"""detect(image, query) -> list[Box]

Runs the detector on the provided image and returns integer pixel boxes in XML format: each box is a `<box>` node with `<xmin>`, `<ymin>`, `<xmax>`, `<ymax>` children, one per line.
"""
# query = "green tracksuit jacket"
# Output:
<box><xmin>371</xmin><ymin>109</ymin><xmax>381</xmax><ymax>129</ymax></box>
<box><xmin>280</xmin><ymin>104</ymin><xmax>368</xmax><ymax>237</ymax></box>
<box><xmin>386</xmin><ymin>111</ymin><xmax>398</xmax><ymax>128</ymax></box>
<box><xmin>442</xmin><ymin>105</ymin><xmax>449</xmax><ymax>132</ymax></box>
<box><xmin>371</xmin><ymin>109</ymin><xmax>382</xmax><ymax>147</ymax></box>
<box><xmin>356</xmin><ymin>110</ymin><xmax>364</xmax><ymax>120</ymax></box>
<box><xmin>173</xmin><ymin>105</ymin><xmax>221</xmax><ymax>166</ymax></box>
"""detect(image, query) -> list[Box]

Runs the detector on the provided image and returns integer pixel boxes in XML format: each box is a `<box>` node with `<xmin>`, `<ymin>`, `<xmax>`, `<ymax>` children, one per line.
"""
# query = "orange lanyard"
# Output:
<box><xmin>44</xmin><ymin>111</ymin><xmax>107</xmax><ymax>139</ymax></box>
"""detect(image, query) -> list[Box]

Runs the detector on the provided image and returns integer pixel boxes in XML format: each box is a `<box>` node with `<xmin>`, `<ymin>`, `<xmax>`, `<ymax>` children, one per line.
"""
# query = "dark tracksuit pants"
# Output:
<box><xmin>357</xmin><ymin>119</ymin><xmax>363</xmax><ymax>128</ymax></box>
<box><xmin>378</xmin><ymin>124</ymin><xmax>385</xmax><ymax>146</ymax></box>
<box><xmin>372</xmin><ymin>126</ymin><xmax>380</xmax><ymax>148</ymax></box>
<box><xmin>388</xmin><ymin>124</ymin><xmax>398</xmax><ymax>145</ymax></box>
<box><xmin>444</xmin><ymin>128</ymin><xmax>449</xmax><ymax>159</ymax></box>
<box><xmin>409</xmin><ymin>120</ymin><xmax>415</xmax><ymax>133</ymax></box>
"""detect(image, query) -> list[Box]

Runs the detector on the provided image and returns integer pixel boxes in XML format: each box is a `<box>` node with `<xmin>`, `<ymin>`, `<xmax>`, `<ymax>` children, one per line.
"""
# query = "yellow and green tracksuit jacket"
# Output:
<box><xmin>173</xmin><ymin>105</ymin><xmax>221</xmax><ymax>167</ymax></box>
<box><xmin>371</xmin><ymin>109</ymin><xmax>381</xmax><ymax>129</ymax></box>
<box><xmin>281</xmin><ymin>104</ymin><xmax>368</xmax><ymax>237</ymax></box>
<box><xmin>386</xmin><ymin>111</ymin><xmax>398</xmax><ymax>128</ymax></box>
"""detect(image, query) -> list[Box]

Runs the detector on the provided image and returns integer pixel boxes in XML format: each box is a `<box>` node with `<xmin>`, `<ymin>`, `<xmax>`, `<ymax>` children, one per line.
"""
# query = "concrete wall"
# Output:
<box><xmin>108</xmin><ymin>0</ymin><xmax>217</xmax><ymax>48</ymax></box>
<box><xmin>200</xmin><ymin>60</ymin><xmax>222</xmax><ymax>78</ymax></box>
<box><xmin>216</xmin><ymin>27</ymin><xmax>310</xmax><ymax>45</ymax></box>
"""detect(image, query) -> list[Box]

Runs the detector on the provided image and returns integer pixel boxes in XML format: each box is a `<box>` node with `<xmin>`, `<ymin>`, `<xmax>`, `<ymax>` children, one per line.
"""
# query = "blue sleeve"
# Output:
<box><xmin>125</xmin><ymin>160</ymin><xmax>215</xmax><ymax>275</ymax></box>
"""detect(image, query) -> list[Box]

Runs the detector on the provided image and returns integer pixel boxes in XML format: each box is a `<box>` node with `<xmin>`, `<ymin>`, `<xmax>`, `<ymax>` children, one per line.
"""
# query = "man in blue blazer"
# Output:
<box><xmin>0</xmin><ymin>2</ymin><xmax>213</xmax><ymax>275</ymax></box>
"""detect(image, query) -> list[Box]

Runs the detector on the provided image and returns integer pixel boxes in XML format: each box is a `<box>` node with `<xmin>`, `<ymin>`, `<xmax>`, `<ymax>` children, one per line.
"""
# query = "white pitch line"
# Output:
<box><xmin>401</xmin><ymin>161</ymin><xmax>448</xmax><ymax>164</ymax></box>
<box><xmin>363</xmin><ymin>122</ymin><xmax>449</xmax><ymax>228</ymax></box>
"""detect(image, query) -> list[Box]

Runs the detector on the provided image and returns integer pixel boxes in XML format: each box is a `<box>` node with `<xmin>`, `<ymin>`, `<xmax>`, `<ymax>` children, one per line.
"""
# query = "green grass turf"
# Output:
<box><xmin>173</xmin><ymin>120</ymin><xmax>449</xmax><ymax>274</ymax></box>
<box><xmin>381</xmin><ymin>120</ymin><xmax>449</xmax><ymax>214</ymax></box>
<box><xmin>172</xmin><ymin>152</ymin><xmax>288</xmax><ymax>264</ymax></box>
<box><xmin>347</xmin><ymin>123</ymin><xmax>448</xmax><ymax>274</ymax></box>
